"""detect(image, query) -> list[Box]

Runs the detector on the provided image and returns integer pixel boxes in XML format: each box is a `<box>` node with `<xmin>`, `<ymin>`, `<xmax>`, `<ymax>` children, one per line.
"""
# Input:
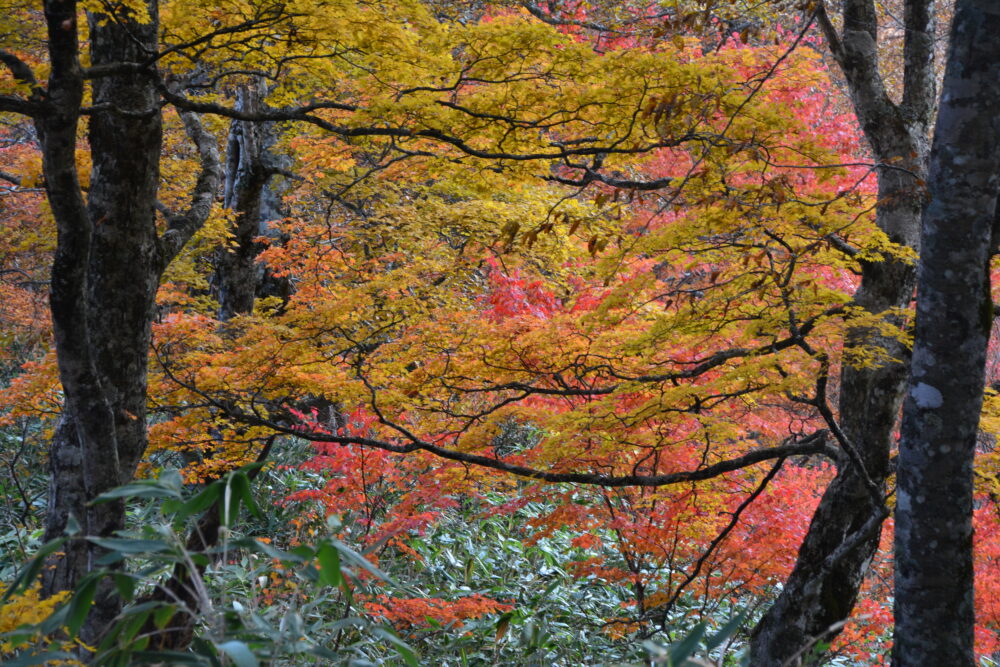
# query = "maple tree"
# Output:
<box><xmin>2</xmin><ymin>0</ymin><xmax>1000</xmax><ymax>664</ymax></box>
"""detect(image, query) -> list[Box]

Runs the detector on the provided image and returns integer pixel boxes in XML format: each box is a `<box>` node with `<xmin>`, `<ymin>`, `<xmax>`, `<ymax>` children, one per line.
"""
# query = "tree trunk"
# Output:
<box><xmin>215</xmin><ymin>81</ymin><xmax>289</xmax><ymax>319</ymax></box>
<box><xmin>34</xmin><ymin>0</ymin><xmax>220</xmax><ymax>645</ymax></box>
<box><xmin>750</xmin><ymin>135</ymin><xmax>923</xmax><ymax>667</ymax></box>
<box><xmin>750</xmin><ymin>1</ymin><xmax>935</xmax><ymax>662</ymax></box>
<box><xmin>893</xmin><ymin>2</ymin><xmax>1000</xmax><ymax>663</ymax></box>
<box><xmin>139</xmin><ymin>81</ymin><xmax>290</xmax><ymax>651</ymax></box>
<box><xmin>36</xmin><ymin>0</ymin><xmax>162</xmax><ymax>644</ymax></box>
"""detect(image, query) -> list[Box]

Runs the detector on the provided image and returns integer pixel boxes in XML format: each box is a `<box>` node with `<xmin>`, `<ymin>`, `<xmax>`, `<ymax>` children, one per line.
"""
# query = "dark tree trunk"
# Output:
<box><xmin>36</xmin><ymin>0</ymin><xmax>163</xmax><ymax>643</ymax></box>
<box><xmin>893</xmin><ymin>2</ymin><xmax>1000</xmax><ymax>663</ymax></box>
<box><xmin>750</xmin><ymin>138</ymin><xmax>923</xmax><ymax>667</ymax></box>
<box><xmin>31</xmin><ymin>0</ymin><xmax>221</xmax><ymax>646</ymax></box>
<box><xmin>750</xmin><ymin>1</ymin><xmax>934</xmax><ymax>663</ymax></box>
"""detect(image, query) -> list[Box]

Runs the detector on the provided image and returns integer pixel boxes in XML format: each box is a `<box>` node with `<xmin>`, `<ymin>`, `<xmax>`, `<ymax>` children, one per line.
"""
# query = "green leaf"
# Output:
<box><xmin>307</xmin><ymin>645</ymin><xmax>341</xmax><ymax>659</ymax></box>
<box><xmin>229</xmin><ymin>537</ymin><xmax>306</xmax><ymax>564</ymax></box>
<box><xmin>161</xmin><ymin>498</ymin><xmax>182</xmax><ymax>516</ymax></box>
<box><xmin>1</xmin><ymin>628</ymin><xmax>39</xmax><ymax>650</ymax></box>
<box><xmin>93</xmin><ymin>480</ymin><xmax>183</xmax><ymax>503</ymax></box>
<box><xmin>326</xmin><ymin>617</ymin><xmax>367</xmax><ymax>632</ymax></box>
<box><xmin>159</xmin><ymin>469</ymin><xmax>185</xmax><ymax>492</ymax></box>
<box><xmin>112</xmin><ymin>572</ymin><xmax>137</xmax><ymax>601</ymax></box>
<box><xmin>290</xmin><ymin>545</ymin><xmax>314</xmax><ymax>560</ymax></box>
<box><xmin>315</xmin><ymin>542</ymin><xmax>343</xmax><ymax>587</ymax></box>
<box><xmin>705</xmin><ymin>610</ymin><xmax>748</xmax><ymax>652</ymax></box>
<box><xmin>334</xmin><ymin>540</ymin><xmax>394</xmax><ymax>584</ymax></box>
<box><xmin>190</xmin><ymin>637</ymin><xmax>223</xmax><ymax>666</ymax></box>
<box><xmin>174</xmin><ymin>483</ymin><xmax>223</xmax><ymax>523</ymax></box>
<box><xmin>216</xmin><ymin>639</ymin><xmax>260</xmax><ymax>667</ymax></box>
<box><xmin>88</xmin><ymin>537</ymin><xmax>173</xmax><ymax>554</ymax></box>
<box><xmin>373</xmin><ymin>626</ymin><xmax>420</xmax><ymax>667</ymax></box>
<box><xmin>66</xmin><ymin>573</ymin><xmax>101</xmax><ymax>637</ymax></box>
<box><xmin>119</xmin><ymin>608</ymin><xmax>153</xmax><ymax>643</ymax></box>
<box><xmin>2</xmin><ymin>538</ymin><xmax>67</xmax><ymax>601</ymax></box>
<box><xmin>37</xmin><ymin>604</ymin><xmax>69</xmax><ymax>636</ymax></box>
<box><xmin>190</xmin><ymin>553</ymin><xmax>211</xmax><ymax>567</ymax></box>
<box><xmin>666</xmin><ymin>622</ymin><xmax>707</xmax><ymax>665</ymax></box>
<box><xmin>232</xmin><ymin>471</ymin><xmax>262</xmax><ymax>520</ymax></box>
<box><xmin>153</xmin><ymin>604</ymin><xmax>177</xmax><ymax>630</ymax></box>
<box><xmin>221</xmin><ymin>470</ymin><xmax>262</xmax><ymax>527</ymax></box>
<box><xmin>94</xmin><ymin>550</ymin><xmax>127</xmax><ymax>567</ymax></box>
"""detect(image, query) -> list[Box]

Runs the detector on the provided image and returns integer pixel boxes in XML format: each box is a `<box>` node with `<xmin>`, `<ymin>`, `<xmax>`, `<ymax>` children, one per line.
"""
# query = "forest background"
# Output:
<box><xmin>2</xmin><ymin>0</ymin><xmax>1000</xmax><ymax>665</ymax></box>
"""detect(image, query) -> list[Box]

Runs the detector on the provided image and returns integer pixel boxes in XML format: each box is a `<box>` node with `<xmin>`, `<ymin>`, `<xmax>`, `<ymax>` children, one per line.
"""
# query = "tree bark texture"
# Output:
<box><xmin>37</xmin><ymin>0</ymin><xmax>164</xmax><ymax>643</ymax></box>
<box><xmin>750</xmin><ymin>1</ymin><xmax>934</xmax><ymax>663</ymax></box>
<box><xmin>215</xmin><ymin>81</ymin><xmax>289</xmax><ymax>319</ymax></box>
<box><xmin>33</xmin><ymin>0</ymin><xmax>221</xmax><ymax>645</ymax></box>
<box><xmin>893</xmin><ymin>2</ymin><xmax>1000</xmax><ymax>663</ymax></box>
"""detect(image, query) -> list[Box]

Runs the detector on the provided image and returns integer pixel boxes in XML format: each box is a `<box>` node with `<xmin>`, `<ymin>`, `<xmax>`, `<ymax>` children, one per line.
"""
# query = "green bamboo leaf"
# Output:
<box><xmin>153</xmin><ymin>603</ymin><xmax>177</xmax><ymax>630</ymax></box>
<box><xmin>2</xmin><ymin>538</ymin><xmax>67</xmax><ymax>601</ymax></box>
<box><xmin>372</xmin><ymin>627</ymin><xmax>420</xmax><ymax>667</ymax></box>
<box><xmin>111</xmin><ymin>572</ymin><xmax>137</xmax><ymax>601</ymax></box>
<box><xmin>87</xmin><ymin>537</ymin><xmax>173</xmax><ymax>554</ymax></box>
<box><xmin>66</xmin><ymin>573</ymin><xmax>101</xmax><ymax>637</ymax></box>
<box><xmin>232</xmin><ymin>472</ymin><xmax>262</xmax><ymax>519</ymax></box>
<box><xmin>93</xmin><ymin>479</ymin><xmax>183</xmax><ymax>503</ymax></box>
<box><xmin>705</xmin><ymin>610</ymin><xmax>748</xmax><ymax>652</ymax></box>
<box><xmin>666</xmin><ymin>622</ymin><xmax>707</xmax><ymax>665</ymax></box>
<box><xmin>174</xmin><ymin>483</ymin><xmax>223</xmax><ymax>523</ymax></box>
<box><xmin>315</xmin><ymin>542</ymin><xmax>342</xmax><ymax>587</ymax></box>
<box><xmin>216</xmin><ymin>639</ymin><xmax>259</xmax><ymax>667</ymax></box>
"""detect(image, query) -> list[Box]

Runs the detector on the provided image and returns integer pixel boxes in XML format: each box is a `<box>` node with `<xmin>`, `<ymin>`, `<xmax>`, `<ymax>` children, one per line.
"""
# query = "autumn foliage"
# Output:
<box><xmin>1</xmin><ymin>0</ymin><xmax>999</xmax><ymax>662</ymax></box>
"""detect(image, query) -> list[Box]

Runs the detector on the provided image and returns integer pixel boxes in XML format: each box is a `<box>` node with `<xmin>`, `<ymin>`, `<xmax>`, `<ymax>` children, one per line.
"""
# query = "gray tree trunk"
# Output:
<box><xmin>215</xmin><ymin>81</ymin><xmax>290</xmax><ymax>319</ymax></box>
<box><xmin>750</xmin><ymin>0</ymin><xmax>934</xmax><ymax>662</ymax></box>
<box><xmin>139</xmin><ymin>80</ymin><xmax>292</xmax><ymax>652</ymax></box>
<box><xmin>893</xmin><ymin>1</ymin><xmax>1000</xmax><ymax>663</ymax></box>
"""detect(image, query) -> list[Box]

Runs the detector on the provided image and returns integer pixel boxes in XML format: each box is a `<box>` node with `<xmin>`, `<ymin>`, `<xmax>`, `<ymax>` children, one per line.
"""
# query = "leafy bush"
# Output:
<box><xmin>0</xmin><ymin>468</ymin><xmax>419</xmax><ymax>666</ymax></box>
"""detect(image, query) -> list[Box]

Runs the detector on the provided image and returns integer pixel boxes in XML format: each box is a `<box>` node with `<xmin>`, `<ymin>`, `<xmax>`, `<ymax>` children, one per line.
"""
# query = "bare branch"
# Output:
<box><xmin>451</xmin><ymin>307</ymin><xmax>842</xmax><ymax>398</ymax></box>
<box><xmin>0</xmin><ymin>169</ymin><xmax>22</xmax><ymax>186</ymax></box>
<box><xmin>654</xmin><ymin>456</ymin><xmax>786</xmax><ymax>626</ymax></box>
<box><xmin>0</xmin><ymin>95</ymin><xmax>39</xmax><ymax>116</ymax></box>
<box><xmin>816</xmin><ymin>2</ymin><xmax>845</xmax><ymax>65</ymax></box>
<box><xmin>255</xmin><ymin>414</ymin><xmax>835</xmax><ymax>488</ymax></box>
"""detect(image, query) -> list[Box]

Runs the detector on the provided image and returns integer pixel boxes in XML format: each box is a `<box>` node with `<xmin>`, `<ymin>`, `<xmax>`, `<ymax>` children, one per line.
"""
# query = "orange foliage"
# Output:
<box><xmin>364</xmin><ymin>593</ymin><xmax>513</xmax><ymax>631</ymax></box>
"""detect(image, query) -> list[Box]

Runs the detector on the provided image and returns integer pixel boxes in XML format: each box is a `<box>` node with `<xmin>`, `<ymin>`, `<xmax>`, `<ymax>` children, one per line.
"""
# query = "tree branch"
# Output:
<box><xmin>159</xmin><ymin>83</ymin><xmax>711</xmax><ymax>163</ymax></box>
<box><xmin>0</xmin><ymin>48</ymin><xmax>43</xmax><ymax>116</ymax></box>
<box><xmin>0</xmin><ymin>169</ymin><xmax>22</xmax><ymax>186</ymax></box>
<box><xmin>157</xmin><ymin>109</ymin><xmax>222</xmax><ymax>271</ymax></box>
<box><xmin>448</xmin><ymin>307</ymin><xmax>842</xmax><ymax>398</ymax></box>
<box><xmin>0</xmin><ymin>94</ymin><xmax>39</xmax><ymax>116</ymax></box>
<box><xmin>654</xmin><ymin>456</ymin><xmax>786</xmax><ymax>626</ymax></box>
<box><xmin>836</xmin><ymin>0</ymin><xmax>902</xmax><ymax>151</ymax></box>
<box><xmin>0</xmin><ymin>48</ymin><xmax>37</xmax><ymax>87</ymax></box>
<box><xmin>816</xmin><ymin>2</ymin><xmax>845</xmax><ymax>64</ymax></box>
<box><xmin>152</xmin><ymin>343</ymin><xmax>837</xmax><ymax>489</ymax></box>
<box><xmin>901</xmin><ymin>0</ymin><xmax>936</xmax><ymax>129</ymax></box>
<box><xmin>258</xmin><ymin>414</ymin><xmax>835</xmax><ymax>488</ymax></box>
